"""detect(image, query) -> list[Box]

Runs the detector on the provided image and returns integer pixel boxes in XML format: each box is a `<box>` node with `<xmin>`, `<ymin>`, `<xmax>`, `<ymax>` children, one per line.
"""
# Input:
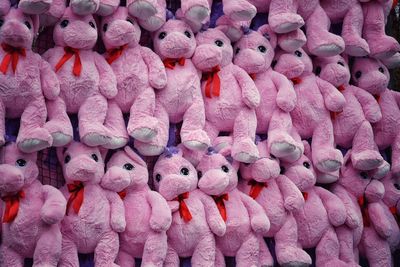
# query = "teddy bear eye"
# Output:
<box><xmin>155</xmin><ymin>174</ymin><xmax>162</xmax><ymax>182</ymax></box>
<box><xmin>126</xmin><ymin>18</ymin><xmax>134</xmax><ymax>25</ymax></box>
<box><xmin>16</xmin><ymin>159</ymin><xmax>26</xmax><ymax>167</ymax></box>
<box><xmin>91</xmin><ymin>154</ymin><xmax>99</xmax><ymax>162</ymax></box>
<box><xmin>221</xmin><ymin>165</ymin><xmax>229</xmax><ymax>173</ymax></box>
<box><xmin>103</xmin><ymin>23</ymin><xmax>108</xmax><ymax>32</ymax></box>
<box><xmin>315</xmin><ymin>66</ymin><xmax>321</xmax><ymax>75</ymax></box>
<box><xmin>258</xmin><ymin>45</ymin><xmax>266</xmax><ymax>53</ymax></box>
<box><xmin>280</xmin><ymin>166</ymin><xmax>286</xmax><ymax>174</ymax></box>
<box><xmin>379</xmin><ymin>67</ymin><xmax>384</xmax><ymax>73</ymax></box>
<box><xmin>215</xmin><ymin>40</ymin><xmax>224</xmax><ymax>47</ymax></box>
<box><xmin>184</xmin><ymin>31</ymin><xmax>191</xmax><ymax>38</ymax></box>
<box><xmin>0</xmin><ymin>19</ymin><xmax>3</xmax><ymax>27</ymax></box>
<box><xmin>89</xmin><ymin>21</ymin><xmax>96</xmax><ymax>29</ymax></box>
<box><xmin>303</xmin><ymin>162</ymin><xmax>310</xmax><ymax>169</ymax></box>
<box><xmin>337</xmin><ymin>61</ymin><xmax>345</xmax><ymax>66</ymax></box>
<box><xmin>180</xmin><ymin>167</ymin><xmax>189</xmax><ymax>175</ymax></box>
<box><xmin>295</xmin><ymin>50</ymin><xmax>302</xmax><ymax>57</ymax></box>
<box><xmin>24</xmin><ymin>21</ymin><xmax>31</xmax><ymax>29</ymax></box>
<box><xmin>235</xmin><ymin>48</ymin><xmax>240</xmax><ymax>54</ymax></box>
<box><xmin>64</xmin><ymin>155</ymin><xmax>71</xmax><ymax>164</ymax></box>
<box><xmin>60</xmin><ymin>20</ymin><xmax>69</xmax><ymax>28</ymax></box>
<box><xmin>360</xmin><ymin>172</ymin><xmax>369</xmax><ymax>179</ymax></box>
<box><xmin>123</xmin><ymin>163</ymin><xmax>134</xmax><ymax>171</ymax></box>
<box><xmin>197</xmin><ymin>171</ymin><xmax>202</xmax><ymax>179</ymax></box>
<box><xmin>158</xmin><ymin>32</ymin><xmax>167</xmax><ymax>40</ymax></box>
<box><xmin>355</xmin><ymin>71</ymin><xmax>362</xmax><ymax>79</ymax></box>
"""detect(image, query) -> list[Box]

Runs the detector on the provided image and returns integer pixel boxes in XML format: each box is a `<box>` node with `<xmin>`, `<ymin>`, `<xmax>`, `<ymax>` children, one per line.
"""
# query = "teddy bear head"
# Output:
<box><xmin>0</xmin><ymin>7</ymin><xmax>39</xmax><ymax>49</ymax></box>
<box><xmin>101</xmin><ymin>7</ymin><xmax>140</xmax><ymax>51</ymax></box>
<box><xmin>57</xmin><ymin>141</ymin><xmax>106</xmax><ymax>185</ymax></box>
<box><xmin>233</xmin><ymin>25</ymin><xmax>277</xmax><ymax>74</ymax></box>
<box><xmin>381</xmin><ymin>172</ymin><xmax>400</xmax><ymax>211</ymax></box>
<box><xmin>273</xmin><ymin>48</ymin><xmax>313</xmax><ymax>79</ymax></box>
<box><xmin>192</xmin><ymin>28</ymin><xmax>232</xmax><ymax>70</ymax></box>
<box><xmin>101</xmin><ymin>146</ymin><xmax>148</xmax><ymax>193</ymax></box>
<box><xmin>313</xmin><ymin>55</ymin><xmax>351</xmax><ymax>87</ymax></box>
<box><xmin>0</xmin><ymin>142</ymin><xmax>38</xmax><ymax>196</ymax></box>
<box><xmin>152</xmin><ymin>19</ymin><xmax>196</xmax><ymax>60</ymax></box>
<box><xmin>152</xmin><ymin>147</ymin><xmax>198</xmax><ymax>200</ymax></box>
<box><xmin>53</xmin><ymin>7</ymin><xmax>98</xmax><ymax>49</ymax></box>
<box><xmin>351</xmin><ymin>57</ymin><xmax>389</xmax><ymax>95</ymax></box>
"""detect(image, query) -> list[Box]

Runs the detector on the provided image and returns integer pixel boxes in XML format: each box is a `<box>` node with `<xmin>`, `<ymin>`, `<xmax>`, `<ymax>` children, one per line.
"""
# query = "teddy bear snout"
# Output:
<box><xmin>234</xmin><ymin>48</ymin><xmax>266</xmax><ymax>74</ymax></box>
<box><xmin>158</xmin><ymin>174</ymin><xmax>195</xmax><ymax>200</ymax></box>
<box><xmin>101</xmin><ymin>166</ymin><xmax>131</xmax><ymax>192</ymax></box>
<box><xmin>251</xmin><ymin>158</ymin><xmax>280</xmax><ymax>182</ymax></box>
<box><xmin>198</xmin><ymin>169</ymin><xmax>230</xmax><ymax>196</ymax></box>
<box><xmin>63</xmin><ymin>21</ymin><xmax>97</xmax><ymax>49</ymax></box>
<box><xmin>0</xmin><ymin>165</ymin><xmax>25</xmax><ymax>194</ymax></box>
<box><xmin>105</xmin><ymin>20</ymin><xmax>135</xmax><ymax>46</ymax></box>
<box><xmin>285</xmin><ymin>166</ymin><xmax>316</xmax><ymax>191</ymax></box>
<box><xmin>274</xmin><ymin>55</ymin><xmax>305</xmax><ymax>79</ymax></box>
<box><xmin>161</xmin><ymin>33</ymin><xmax>192</xmax><ymax>58</ymax></box>
<box><xmin>0</xmin><ymin>20</ymin><xmax>31</xmax><ymax>48</ymax></box>
<box><xmin>320</xmin><ymin>64</ymin><xmax>350</xmax><ymax>87</ymax></box>
<box><xmin>65</xmin><ymin>156</ymin><xmax>98</xmax><ymax>182</ymax></box>
<box><xmin>365</xmin><ymin>179</ymin><xmax>385</xmax><ymax>203</ymax></box>
<box><xmin>192</xmin><ymin>44</ymin><xmax>223</xmax><ymax>70</ymax></box>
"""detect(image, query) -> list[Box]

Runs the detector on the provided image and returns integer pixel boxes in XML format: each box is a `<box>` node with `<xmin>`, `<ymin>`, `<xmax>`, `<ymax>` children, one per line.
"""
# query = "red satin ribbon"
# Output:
<box><xmin>212</xmin><ymin>193</ymin><xmax>229</xmax><ymax>222</ymax></box>
<box><xmin>1</xmin><ymin>191</ymin><xmax>25</xmax><ymax>223</ymax></box>
<box><xmin>174</xmin><ymin>192</ymin><xmax>192</xmax><ymax>222</ymax></box>
<box><xmin>302</xmin><ymin>192</ymin><xmax>308</xmax><ymax>201</ymax></box>
<box><xmin>203</xmin><ymin>65</ymin><xmax>221</xmax><ymax>98</ymax></box>
<box><xmin>390</xmin><ymin>206</ymin><xmax>400</xmax><ymax>226</ymax></box>
<box><xmin>249</xmin><ymin>73</ymin><xmax>256</xmax><ymax>80</ymax></box>
<box><xmin>393</xmin><ymin>0</ymin><xmax>398</xmax><ymax>10</ymax></box>
<box><xmin>118</xmin><ymin>190</ymin><xmax>127</xmax><ymax>200</ymax></box>
<box><xmin>358</xmin><ymin>196</ymin><xmax>370</xmax><ymax>227</ymax></box>
<box><xmin>374</xmin><ymin>94</ymin><xmax>381</xmax><ymax>103</ymax></box>
<box><xmin>291</xmin><ymin>77</ymin><xmax>302</xmax><ymax>85</ymax></box>
<box><xmin>337</xmin><ymin>84</ymin><xmax>345</xmax><ymax>92</ymax></box>
<box><xmin>55</xmin><ymin>47</ymin><xmax>82</xmax><ymax>77</ymax></box>
<box><xmin>0</xmin><ymin>44</ymin><xmax>26</xmax><ymax>74</ymax></box>
<box><xmin>66</xmin><ymin>181</ymin><xmax>84</xmax><ymax>215</ymax></box>
<box><xmin>163</xmin><ymin>57</ymin><xmax>185</xmax><ymax>70</ymax></box>
<box><xmin>248</xmin><ymin>180</ymin><xmax>268</xmax><ymax>199</ymax></box>
<box><xmin>106</xmin><ymin>45</ymin><xmax>127</xmax><ymax>64</ymax></box>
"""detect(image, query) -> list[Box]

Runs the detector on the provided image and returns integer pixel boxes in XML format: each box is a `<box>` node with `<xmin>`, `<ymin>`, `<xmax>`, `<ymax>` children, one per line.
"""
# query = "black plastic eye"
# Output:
<box><xmin>221</xmin><ymin>165</ymin><xmax>229</xmax><ymax>173</ymax></box>
<box><xmin>280</xmin><ymin>166</ymin><xmax>285</xmax><ymax>174</ymax></box>
<box><xmin>215</xmin><ymin>40</ymin><xmax>224</xmax><ymax>47</ymax></box>
<box><xmin>181</xmin><ymin>167</ymin><xmax>189</xmax><ymax>175</ymax></box>
<box><xmin>123</xmin><ymin>163</ymin><xmax>134</xmax><ymax>171</ymax></box>
<box><xmin>303</xmin><ymin>162</ymin><xmax>310</xmax><ymax>169</ymax></box>
<box><xmin>360</xmin><ymin>172</ymin><xmax>369</xmax><ymax>179</ymax></box>
<box><xmin>394</xmin><ymin>183</ymin><xmax>400</xmax><ymax>190</ymax></box>
<box><xmin>315</xmin><ymin>66</ymin><xmax>321</xmax><ymax>76</ymax></box>
<box><xmin>235</xmin><ymin>48</ymin><xmax>240</xmax><ymax>54</ymax></box>
<box><xmin>0</xmin><ymin>19</ymin><xmax>3</xmax><ymax>27</ymax></box>
<box><xmin>295</xmin><ymin>50</ymin><xmax>302</xmax><ymax>57</ymax></box>
<box><xmin>338</xmin><ymin>61</ymin><xmax>345</xmax><ymax>66</ymax></box>
<box><xmin>91</xmin><ymin>154</ymin><xmax>99</xmax><ymax>162</ymax></box>
<box><xmin>155</xmin><ymin>174</ymin><xmax>162</xmax><ymax>182</ymax></box>
<box><xmin>184</xmin><ymin>30</ymin><xmax>191</xmax><ymax>38</ymax></box>
<box><xmin>89</xmin><ymin>21</ymin><xmax>96</xmax><ymax>28</ymax></box>
<box><xmin>258</xmin><ymin>45</ymin><xmax>266</xmax><ymax>53</ymax></box>
<box><xmin>64</xmin><ymin>155</ymin><xmax>71</xmax><ymax>164</ymax></box>
<box><xmin>271</xmin><ymin>60</ymin><xmax>277</xmax><ymax>68</ymax></box>
<box><xmin>60</xmin><ymin>20</ymin><xmax>69</xmax><ymax>28</ymax></box>
<box><xmin>24</xmin><ymin>21</ymin><xmax>31</xmax><ymax>29</ymax></box>
<box><xmin>16</xmin><ymin>159</ymin><xmax>26</xmax><ymax>167</ymax></box>
<box><xmin>103</xmin><ymin>23</ymin><xmax>108</xmax><ymax>32</ymax></box>
<box><xmin>127</xmin><ymin>18</ymin><xmax>134</xmax><ymax>25</ymax></box>
<box><xmin>158</xmin><ymin>32</ymin><xmax>167</xmax><ymax>40</ymax></box>
<box><xmin>355</xmin><ymin>71</ymin><xmax>362</xmax><ymax>79</ymax></box>
<box><xmin>197</xmin><ymin>171</ymin><xmax>202</xmax><ymax>178</ymax></box>
<box><xmin>379</xmin><ymin>67</ymin><xmax>384</xmax><ymax>73</ymax></box>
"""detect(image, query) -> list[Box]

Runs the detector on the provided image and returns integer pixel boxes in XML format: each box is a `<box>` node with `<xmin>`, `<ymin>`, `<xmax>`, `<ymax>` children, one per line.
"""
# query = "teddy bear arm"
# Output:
<box><xmin>40</xmin><ymin>59</ymin><xmax>60</xmax><ymax>101</ymax></box>
<box><xmin>168</xmin><ymin>200</ymin><xmax>179</xmax><ymax>212</ymax></box>
<box><xmin>104</xmin><ymin>189</ymin><xmax>126</xmax><ymax>233</ymax></box>
<box><xmin>147</xmin><ymin>191</ymin><xmax>172</xmax><ymax>232</ymax></box>
<box><xmin>276</xmin><ymin>174</ymin><xmax>304</xmax><ymax>212</ymax></box>
<box><xmin>368</xmin><ymin>202</ymin><xmax>395</xmax><ymax>239</ymax></box>
<box><xmin>315</xmin><ymin>186</ymin><xmax>347</xmax><ymax>227</ymax></box>
<box><xmin>331</xmin><ymin>185</ymin><xmax>361</xmax><ymax>229</ymax></box>
<box><xmin>140</xmin><ymin>47</ymin><xmax>167</xmax><ymax>90</ymax></box>
<box><xmin>196</xmin><ymin>192</ymin><xmax>226</xmax><ymax>237</ymax></box>
<box><xmin>40</xmin><ymin>185</ymin><xmax>67</xmax><ymax>224</ymax></box>
<box><xmin>42</xmin><ymin>48</ymin><xmax>54</xmax><ymax>62</ymax></box>
<box><xmin>352</xmin><ymin>86</ymin><xmax>382</xmax><ymax>123</ymax></box>
<box><xmin>94</xmin><ymin>53</ymin><xmax>118</xmax><ymax>99</ymax></box>
<box><xmin>271</xmin><ymin>71</ymin><xmax>296</xmax><ymax>112</ymax></box>
<box><xmin>240</xmin><ymin>192</ymin><xmax>270</xmax><ymax>235</ymax></box>
<box><xmin>316</xmin><ymin>76</ymin><xmax>346</xmax><ymax>112</ymax></box>
<box><xmin>233</xmin><ymin>65</ymin><xmax>260</xmax><ymax>109</ymax></box>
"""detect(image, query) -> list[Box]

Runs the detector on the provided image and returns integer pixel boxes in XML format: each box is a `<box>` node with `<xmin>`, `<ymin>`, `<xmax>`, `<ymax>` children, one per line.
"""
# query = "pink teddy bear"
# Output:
<box><xmin>100</xmin><ymin>7</ymin><xmax>167</xmax><ymax>150</ymax></box>
<box><xmin>57</xmin><ymin>141</ymin><xmax>126</xmax><ymax>266</ymax></box>
<box><xmin>152</xmin><ymin>147</ymin><xmax>226</xmax><ymax>267</ymax></box>
<box><xmin>274</xmin><ymin>48</ymin><xmax>345</xmax><ymax>175</ymax></box>
<box><xmin>44</xmin><ymin>8</ymin><xmax>118</xmax><ymax>148</ymax></box>
<box><xmin>100</xmin><ymin>146</ymin><xmax>172</xmax><ymax>267</ymax></box>
<box><xmin>0</xmin><ymin>142</ymin><xmax>66</xmax><ymax>267</ymax></box>
<box><xmin>234</xmin><ymin>26</ymin><xmax>304</xmax><ymax>161</ymax></box>
<box><xmin>196</xmin><ymin>145</ymin><xmax>270</xmax><ymax>267</ymax></box>
<box><xmin>192</xmin><ymin>28</ymin><xmax>261</xmax><ymax>163</ymax></box>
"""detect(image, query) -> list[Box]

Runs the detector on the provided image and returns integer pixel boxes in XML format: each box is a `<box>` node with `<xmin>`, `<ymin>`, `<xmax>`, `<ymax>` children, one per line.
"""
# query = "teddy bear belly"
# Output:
<box><xmin>59</xmin><ymin>80</ymin><xmax>99</xmax><ymax>114</ymax></box>
<box><xmin>114</xmin><ymin>75</ymin><xmax>149</xmax><ymax>113</ymax></box>
<box><xmin>204</xmin><ymin>101</ymin><xmax>246</xmax><ymax>132</ymax></box>
<box><xmin>257</xmin><ymin>187</ymin><xmax>287</xmax><ymax>236</ymax></box>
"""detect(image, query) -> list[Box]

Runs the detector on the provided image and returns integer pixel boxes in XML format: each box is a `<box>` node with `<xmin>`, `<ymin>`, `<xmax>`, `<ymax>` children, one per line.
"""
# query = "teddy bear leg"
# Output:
<box><xmin>351</xmin><ymin>121</ymin><xmax>383</xmax><ymax>171</ymax></box>
<box><xmin>275</xmin><ymin>215</ymin><xmax>312</xmax><ymax>267</ymax></box>
<box><xmin>278</xmin><ymin>28</ymin><xmax>307</xmax><ymax>52</ymax></box>
<box><xmin>191</xmin><ymin>234</ymin><xmax>216</xmax><ymax>267</ymax></box>
<box><xmin>235</xmin><ymin>233</ymin><xmax>259</xmax><ymax>267</ymax></box>
<box><xmin>44</xmin><ymin>97</ymin><xmax>73</xmax><ymax>147</ymax></box>
<box><xmin>221</xmin><ymin>0</ymin><xmax>257</xmax><ymax>21</ymax></box>
<box><xmin>305</xmin><ymin>5</ymin><xmax>345</xmax><ymax>57</ymax></box>
<box><xmin>342</xmin><ymin>4</ymin><xmax>370</xmax><ymax>57</ymax></box>
<box><xmin>391</xmin><ymin>133</ymin><xmax>400</xmax><ymax>178</ymax></box>
<box><xmin>32</xmin><ymin>224</ymin><xmax>62</xmax><ymax>267</ymax></box>
<box><xmin>137</xmin><ymin>0</ymin><xmax>166</xmax><ymax>32</ymax></box>
<box><xmin>59</xmin><ymin>236</ymin><xmax>80</xmax><ymax>267</ymax></box>
<box><xmin>78</xmin><ymin>95</ymin><xmax>111</xmax><ymax>147</ymax></box>
<box><xmin>116</xmin><ymin>250</ymin><xmax>136</xmax><ymax>267</ymax></box>
<box><xmin>40</xmin><ymin>0</ymin><xmax>66</xmax><ymax>27</ymax></box>
<box><xmin>103</xmin><ymin>101</ymin><xmax>128</xmax><ymax>149</ymax></box>
<box><xmin>231</xmin><ymin>109</ymin><xmax>259</xmax><ymax>163</ymax></box>
<box><xmin>181</xmin><ymin>0</ymin><xmax>210</xmax><ymax>24</ymax></box>
<box><xmin>180</xmin><ymin>102</ymin><xmax>210</xmax><ymax>151</ymax></box>
<box><xmin>315</xmin><ymin>228</ymin><xmax>348</xmax><ymax>267</ymax></box>
<box><xmin>278</xmin><ymin>126</ymin><xmax>304</xmax><ymax>163</ymax></box>
<box><xmin>268</xmin><ymin>0</ymin><xmax>304</xmax><ymax>34</ymax></box>
<box><xmin>335</xmin><ymin>225</ymin><xmax>360</xmax><ymax>267</ymax></box>
<box><xmin>96</xmin><ymin>0</ymin><xmax>119</xmax><ymax>16</ymax></box>
<box><xmin>0</xmin><ymin>245</ymin><xmax>24</xmax><ymax>267</ymax></box>
<box><xmin>360</xmin><ymin>227</ymin><xmax>392</xmax><ymax>267</ymax></box>
<box><xmin>17</xmin><ymin>99</ymin><xmax>52</xmax><ymax>153</ymax></box>
<box><xmin>18</xmin><ymin>0</ymin><xmax>51</xmax><ymax>14</ymax></box>
<box><xmin>94</xmin><ymin>230</ymin><xmax>119</xmax><ymax>267</ymax></box>
<box><xmin>127</xmin><ymin>0</ymin><xmax>157</xmax><ymax>20</ymax></box>
<box><xmin>258</xmin><ymin>236</ymin><xmax>274</xmax><ymax>267</ymax></box>
<box><xmin>164</xmin><ymin>245</ymin><xmax>179</xmax><ymax>267</ymax></box>
<box><xmin>215</xmin><ymin>247</ymin><xmax>226</xmax><ymax>266</ymax></box>
<box><xmin>70</xmin><ymin>0</ymin><xmax>100</xmax><ymax>15</ymax></box>
<box><xmin>141</xmin><ymin>231</ymin><xmax>168</xmax><ymax>267</ymax></box>
<box><xmin>0</xmin><ymin>0</ymin><xmax>10</xmax><ymax>16</ymax></box>
<box><xmin>368</xmin><ymin>160</ymin><xmax>390</xmax><ymax>180</ymax></box>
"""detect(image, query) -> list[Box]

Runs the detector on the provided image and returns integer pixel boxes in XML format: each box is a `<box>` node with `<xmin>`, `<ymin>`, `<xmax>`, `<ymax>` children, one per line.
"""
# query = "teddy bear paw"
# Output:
<box><xmin>223</xmin><ymin>0</ymin><xmax>256</xmax><ymax>21</ymax></box>
<box><xmin>369</xmin><ymin>35</ymin><xmax>400</xmax><ymax>59</ymax></box>
<box><xmin>185</xmin><ymin>5</ymin><xmax>210</xmax><ymax>24</ymax></box>
<box><xmin>278</xmin><ymin>248</ymin><xmax>311</xmax><ymax>267</ymax></box>
<box><xmin>70</xmin><ymin>0</ymin><xmax>99</xmax><ymax>15</ymax></box>
<box><xmin>344</xmin><ymin>36</ymin><xmax>370</xmax><ymax>57</ymax></box>
<box><xmin>129</xmin><ymin>118</ymin><xmax>158</xmax><ymax>142</ymax></box>
<box><xmin>308</xmin><ymin>32</ymin><xmax>345</xmax><ymax>57</ymax></box>
<box><xmin>351</xmin><ymin>150</ymin><xmax>383</xmax><ymax>171</ymax></box>
<box><xmin>128</xmin><ymin>0</ymin><xmax>157</xmax><ymax>19</ymax></box>
<box><xmin>103</xmin><ymin>136</ymin><xmax>128</xmax><ymax>149</ymax></box>
<box><xmin>269</xmin><ymin>13</ymin><xmax>304</xmax><ymax>34</ymax></box>
<box><xmin>51</xmin><ymin>132</ymin><xmax>73</xmax><ymax>147</ymax></box>
<box><xmin>370</xmin><ymin>160</ymin><xmax>390</xmax><ymax>180</ymax></box>
<box><xmin>81</xmin><ymin>132</ymin><xmax>110</xmax><ymax>147</ymax></box>
<box><xmin>18</xmin><ymin>128</ymin><xmax>52</xmax><ymax>153</ymax></box>
<box><xmin>134</xmin><ymin>140</ymin><xmax>165</xmax><ymax>156</ymax></box>
<box><xmin>270</xmin><ymin>140</ymin><xmax>297</xmax><ymax>158</ymax></box>
<box><xmin>232</xmin><ymin>139</ymin><xmax>259</xmax><ymax>163</ymax></box>
<box><xmin>19</xmin><ymin>0</ymin><xmax>51</xmax><ymax>14</ymax></box>
<box><xmin>182</xmin><ymin>130</ymin><xmax>210</xmax><ymax>151</ymax></box>
<box><xmin>314</xmin><ymin>148</ymin><xmax>343</xmax><ymax>173</ymax></box>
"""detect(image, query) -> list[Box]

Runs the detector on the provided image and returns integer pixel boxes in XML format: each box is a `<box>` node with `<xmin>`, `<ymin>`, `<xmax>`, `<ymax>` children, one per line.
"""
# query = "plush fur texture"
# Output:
<box><xmin>57</xmin><ymin>141</ymin><xmax>125</xmax><ymax>267</ymax></box>
<box><xmin>0</xmin><ymin>143</ymin><xmax>66</xmax><ymax>267</ymax></box>
<box><xmin>273</xmin><ymin>48</ymin><xmax>345</xmax><ymax>174</ymax></box>
<box><xmin>44</xmin><ymin>8</ymin><xmax>118</xmax><ymax>148</ymax></box>
<box><xmin>152</xmin><ymin>148</ymin><xmax>226</xmax><ymax>267</ymax></box>
<box><xmin>101</xmin><ymin>146</ymin><xmax>172</xmax><ymax>267</ymax></box>
<box><xmin>126</xmin><ymin>0</ymin><xmax>166</xmax><ymax>31</ymax></box>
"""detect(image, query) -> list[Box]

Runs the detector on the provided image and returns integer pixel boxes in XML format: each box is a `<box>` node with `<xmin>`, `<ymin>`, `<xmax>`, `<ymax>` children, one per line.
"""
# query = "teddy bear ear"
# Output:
<box><xmin>302</xmin><ymin>140</ymin><xmax>312</xmax><ymax>159</ymax></box>
<box><xmin>124</xmin><ymin>146</ymin><xmax>147</xmax><ymax>167</ymax></box>
<box><xmin>257</xmin><ymin>24</ymin><xmax>277</xmax><ymax>49</ymax></box>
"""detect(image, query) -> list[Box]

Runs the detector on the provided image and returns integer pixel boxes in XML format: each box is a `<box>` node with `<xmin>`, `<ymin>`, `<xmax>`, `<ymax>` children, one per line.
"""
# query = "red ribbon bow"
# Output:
<box><xmin>0</xmin><ymin>43</ymin><xmax>26</xmax><ymax>75</ymax></box>
<box><xmin>337</xmin><ymin>85</ymin><xmax>345</xmax><ymax>92</ymax></box>
<box><xmin>106</xmin><ymin>45</ymin><xmax>127</xmax><ymax>65</ymax></box>
<box><xmin>374</xmin><ymin>94</ymin><xmax>381</xmax><ymax>103</ymax></box>
<box><xmin>1</xmin><ymin>191</ymin><xmax>25</xmax><ymax>223</ymax></box>
<box><xmin>212</xmin><ymin>193</ymin><xmax>229</xmax><ymax>222</ymax></box>
<box><xmin>390</xmin><ymin>206</ymin><xmax>400</xmax><ymax>226</ymax></box>
<box><xmin>66</xmin><ymin>181</ymin><xmax>84</xmax><ymax>215</ymax></box>
<box><xmin>118</xmin><ymin>190</ymin><xmax>127</xmax><ymax>200</ymax></box>
<box><xmin>302</xmin><ymin>192</ymin><xmax>308</xmax><ymax>201</ymax></box>
<box><xmin>393</xmin><ymin>0</ymin><xmax>398</xmax><ymax>10</ymax></box>
<box><xmin>248</xmin><ymin>180</ymin><xmax>268</xmax><ymax>200</ymax></box>
<box><xmin>291</xmin><ymin>77</ymin><xmax>302</xmax><ymax>85</ymax></box>
<box><xmin>249</xmin><ymin>73</ymin><xmax>257</xmax><ymax>80</ymax></box>
<box><xmin>203</xmin><ymin>65</ymin><xmax>221</xmax><ymax>98</ymax></box>
<box><xmin>55</xmin><ymin>47</ymin><xmax>82</xmax><ymax>77</ymax></box>
<box><xmin>163</xmin><ymin>57</ymin><xmax>186</xmax><ymax>70</ymax></box>
<box><xmin>174</xmin><ymin>192</ymin><xmax>192</xmax><ymax>222</ymax></box>
<box><xmin>358</xmin><ymin>196</ymin><xmax>370</xmax><ymax>227</ymax></box>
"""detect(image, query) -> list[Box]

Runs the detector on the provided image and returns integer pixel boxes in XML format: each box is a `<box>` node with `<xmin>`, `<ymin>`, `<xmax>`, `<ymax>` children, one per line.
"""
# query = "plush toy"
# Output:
<box><xmin>0</xmin><ymin>142</ymin><xmax>66</xmax><ymax>266</ymax></box>
<box><xmin>196</xmin><ymin>144</ymin><xmax>270</xmax><ymax>267</ymax></box>
<box><xmin>313</xmin><ymin>54</ymin><xmax>389</xmax><ymax>179</ymax></box>
<box><xmin>0</xmin><ymin>7</ymin><xmax>60</xmax><ymax>153</ymax></box>
<box><xmin>192</xmin><ymin>28</ymin><xmax>260</xmax><ymax>163</ymax></box>
<box><xmin>57</xmin><ymin>141</ymin><xmax>126</xmax><ymax>266</ymax></box>
<box><xmin>238</xmin><ymin>138</ymin><xmax>312</xmax><ymax>266</ymax></box>
<box><xmin>127</xmin><ymin>0</ymin><xmax>166</xmax><ymax>31</ymax></box>
<box><xmin>234</xmin><ymin>26</ymin><xmax>303</xmax><ymax>161</ymax></box>
<box><xmin>101</xmin><ymin>146</ymin><xmax>172</xmax><ymax>266</ymax></box>
<box><xmin>101</xmin><ymin>7</ymin><xmax>167</xmax><ymax>150</ymax></box>
<box><xmin>43</xmin><ymin>8</ymin><xmax>118</xmax><ymax>148</ymax></box>
<box><xmin>351</xmin><ymin>57</ymin><xmax>400</xmax><ymax>178</ymax></box>
<box><xmin>273</xmin><ymin>48</ymin><xmax>345</xmax><ymax>174</ymax></box>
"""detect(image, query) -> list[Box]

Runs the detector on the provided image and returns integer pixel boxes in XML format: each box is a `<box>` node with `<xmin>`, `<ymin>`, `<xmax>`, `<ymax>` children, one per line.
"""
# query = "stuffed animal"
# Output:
<box><xmin>0</xmin><ymin>142</ymin><xmax>66</xmax><ymax>266</ymax></box>
<box><xmin>57</xmin><ymin>141</ymin><xmax>126</xmax><ymax>266</ymax></box>
<box><xmin>238</xmin><ymin>138</ymin><xmax>312</xmax><ymax>266</ymax></box>
<box><xmin>127</xmin><ymin>0</ymin><xmax>166</xmax><ymax>31</ymax></box>
<box><xmin>351</xmin><ymin>57</ymin><xmax>400</xmax><ymax>178</ymax></box>
<box><xmin>100</xmin><ymin>146</ymin><xmax>172</xmax><ymax>266</ymax></box>
<box><xmin>273</xmin><ymin>48</ymin><xmax>345</xmax><ymax>175</ymax></box>
<box><xmin>192</xmin><ymin>28</ymin><xmax>260</xmax><ymax>163</ymax></box>
<box><xmin>196</xmin><ymin>144</ymin><xmax>270</xmax><ymax>267</ymax></box>
<box><xmin>313</xmin><ymin>54</ymin><xmax>389</xmax><ymax>179</ymax></box>
<box><xmin>234</xmin><ymin>26</ymin><xmax>303</xmax><ymax>161</ymax></box>
<box><xmin>152</xmin><ymin>147</ymin><xmax>226</xmax><ymax>267</ymax></box>
<box><xmin>0</xmin><ymin>7</ymin><xmax>59</xmax><ymax>153</ymax></box>
<box><xmin>101</xmin><ymin>7</ymin><xmax>167</xmax><ymax>150</ymax></box>
<box><xmin>136</xmin><ymin>19</ymin><xmax>210</xmax><ymax>156</ymax></box>
<box><xmin>43</xmin><ymin>8</ymin><xmax>118</xmax><ymax>148</ymax></box>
